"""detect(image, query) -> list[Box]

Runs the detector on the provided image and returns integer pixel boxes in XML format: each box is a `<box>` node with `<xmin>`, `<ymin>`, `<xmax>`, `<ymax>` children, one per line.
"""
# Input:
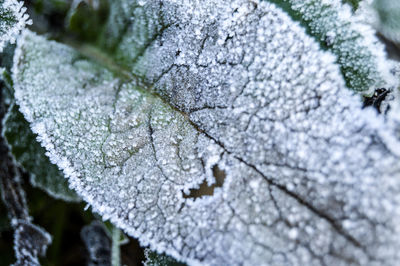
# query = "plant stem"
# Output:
<box><xmin>111</xmin><ymin>226</ymin><xmax>121</xmax><ymax>266</ymax></box>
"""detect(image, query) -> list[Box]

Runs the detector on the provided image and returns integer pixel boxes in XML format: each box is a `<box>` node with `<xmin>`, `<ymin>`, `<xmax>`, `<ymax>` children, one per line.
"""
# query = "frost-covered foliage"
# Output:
<box><xmin>81</xmin><ymin>221</ymin><xmax>112</xmax><ymax>266</ymax></box>
<box><xmin>373</xmin><ymin>0</ymin><xmax>400</xmax><ymax>43</ymax></box>
<box><xmin>0</xmin><ymin>87</ymin><xmax>52</xmax><ymax>266</ymax></box>
<box><xmin>144</xmin><ymin>249</ymin><xmax>185</xmax><ymax>266</ymax></box>
<box><xmin>3</xmin><ymin>103</ymin><xmax>80</xmax><ymax>202</ymax></box>
<box><xmin>95</xmin><ymin>0</ymin><xmax>396</xmax><ymax>94</ymax></box>
<box><xmin>80</xmin><ymin>221</ymin><xmax>128</xmax><ymax>266</ymax></box>
<box><xmin>13</xmin><ymin>221</ymin><xmax>52</xmax><ymax>266</ymax></box>
<box><xmin>11</xmin><ymin>0</ymin><xmax>400</xmax><ymax>264</ymax></box>
<box><xmin>0</xmin><ymin>0</ymin><xmax>31</xmax><ymax>52</ymax></box>
<box><xmin>267</xmin><ymin>0</ymin><xmax>396</xmax><ymax>93</ymax></box>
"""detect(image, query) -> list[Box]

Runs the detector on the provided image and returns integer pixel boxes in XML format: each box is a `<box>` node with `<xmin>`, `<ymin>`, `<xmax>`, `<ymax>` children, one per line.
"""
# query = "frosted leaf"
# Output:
<box><xmin>254</xmin><ymin>0</ymin><xmax>396</xmax><ymax>92</ymax></box>
<box><xmin>343</xmin><ymin>0</ymin><xmax>362</xmax><ymax>10</ymax></box>
<box><xmin>0</xmin><ymin>0</ymin><xmax>31</xmax><ymax>52</ymax></box>
<box><xmin>97</xmin><ymin>0</ymin><xmax>396</xmax><ymax>93</ymax></box>
<box><xmin>0</xmin><ymin>114</ymin><xmax>29</xmax><ymax>222</ymax></box>
<box><xmin>13</xmin><ymin>220</ymin><xmax>52</xmax><ymax>266</ymax></box>
<box><xmin>144</xmin><ymin>249</ymin><xmax>185</xmax><ymax>266</ymax></box>
<box><xmin>81</xmin><ymin>221</ymin><xmax>112</xmax><ymax>266</ymax></box>
<box><xmin>12</xmin><ymin>1</ymin><xmax>400</xmax><ymax>265</ymax></box>
<box><xmin>1</xmin><ymin>94</ymin><xmax>52</xmax><ymax>266</ymax></box>
<box><xmin>3</xmin><ymin>103</ymin><xmax>80</xmax><ymax>202</ymax></box>
<box><xmin>373</xmin><ymin>0</ymin><xmax>400</xmax><ymax>43</ymax></box>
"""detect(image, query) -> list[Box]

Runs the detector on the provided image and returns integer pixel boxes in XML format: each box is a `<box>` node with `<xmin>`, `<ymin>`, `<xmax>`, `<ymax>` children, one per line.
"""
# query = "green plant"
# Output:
<box><xmin>2</xmin><ymin>0</ymin><xmax>400</xmax><ymax>265</ymax></box>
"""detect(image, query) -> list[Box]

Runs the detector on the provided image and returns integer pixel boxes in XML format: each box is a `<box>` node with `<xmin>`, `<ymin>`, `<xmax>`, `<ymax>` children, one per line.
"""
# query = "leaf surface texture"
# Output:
<box><xmin>12</xmin><ymin>1</ymin><xmax>400</xmax><ymax>265</ymax></box>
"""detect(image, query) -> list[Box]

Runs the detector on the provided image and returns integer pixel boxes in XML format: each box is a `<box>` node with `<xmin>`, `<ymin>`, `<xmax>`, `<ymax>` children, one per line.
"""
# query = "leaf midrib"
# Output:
<box><xmin>60</xmin><ymin>38</ymin><xmax>368</xmax><ymax>255</ymax></box>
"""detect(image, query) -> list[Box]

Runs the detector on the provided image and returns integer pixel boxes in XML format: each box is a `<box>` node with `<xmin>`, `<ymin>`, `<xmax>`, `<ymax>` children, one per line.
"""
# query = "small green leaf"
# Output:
<box><xmin>66</xmin><ymin>0</ymin><xmax>108</xmax><ymax>42</ymax></box>
<box><xmin>342</xmin><ymin>0</ymin><xmax>361</xmax><ymax>10</ymax></box>
<box><xmin>144</xmin><ymin>249</ymin><xmax>185</xmax><ymax>266</ymax></box>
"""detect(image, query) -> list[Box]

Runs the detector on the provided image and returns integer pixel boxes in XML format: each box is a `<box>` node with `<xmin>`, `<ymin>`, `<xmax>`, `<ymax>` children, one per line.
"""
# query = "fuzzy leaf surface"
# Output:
<box><xmin>12</xmin><ymin>1</ymin><xmax>400</xmax><ymax>265</ymax></box>
<box><xmin>97</xmin><ymin>0</ymin><xmax>396</xmax><ymax>93</ymax></box>
<box><xmin>262</xmin><ymin>0</ymin><xmax>395</xmax><ymax>92</ymax></box>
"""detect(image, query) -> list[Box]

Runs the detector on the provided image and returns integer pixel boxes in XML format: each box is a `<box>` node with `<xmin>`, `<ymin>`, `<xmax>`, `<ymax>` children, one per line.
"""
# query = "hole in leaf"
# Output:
<box><xmin>183</xmin><ymin>165</ymin><xmax>226</xmax><ymax>199</ymax></box>
<box><xmin>362</xmin><ymin>88</ymin><xmax>390</xmax><ymax>114</ymax></box>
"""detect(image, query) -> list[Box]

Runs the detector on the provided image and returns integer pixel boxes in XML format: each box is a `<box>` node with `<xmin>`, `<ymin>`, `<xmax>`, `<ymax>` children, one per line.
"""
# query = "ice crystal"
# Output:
<box><xmin>0</xmin><ymin>0</ymin><xmax>31</xmax><ymax>52</ymax></box>
<box><xmin>11</xmin><ymin>1</ymin><xmax>400</xmax><ymax>265</ymax></box>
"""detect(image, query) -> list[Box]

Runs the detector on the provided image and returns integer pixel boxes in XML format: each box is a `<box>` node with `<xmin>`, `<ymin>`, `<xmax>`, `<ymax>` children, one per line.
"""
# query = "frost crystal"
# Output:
<box><xmin>0</xmin><ymin>0</ymin><xmax>31</xmax><ymax>52</ymax></box>
<box><xmin>12</xmin><ymin>1</ymin><xmax>400</xmax><ymax>265</ymax></box>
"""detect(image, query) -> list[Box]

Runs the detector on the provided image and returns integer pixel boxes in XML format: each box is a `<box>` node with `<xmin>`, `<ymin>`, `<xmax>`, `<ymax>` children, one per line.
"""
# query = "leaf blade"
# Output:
<box><xmin>12</xmin><ymin>1</ymin><xmax>400</xmax><ymax>265</ymax></box>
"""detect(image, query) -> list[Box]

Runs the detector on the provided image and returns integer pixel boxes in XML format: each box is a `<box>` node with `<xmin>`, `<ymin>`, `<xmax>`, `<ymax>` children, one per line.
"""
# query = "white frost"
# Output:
<box><xmin>12</xmin><ymin>1</ymin><xmax>400</xmax><ymax>265</ymax></box>
<box><xmin>286</xmin><ymin>0</ymin><xmax>396</xmax><ymax>92</ymax></box>
<box><xmin>0</xmin><ymin>0</ymin><xmax>31</xmax><ymax>52</ymax></box>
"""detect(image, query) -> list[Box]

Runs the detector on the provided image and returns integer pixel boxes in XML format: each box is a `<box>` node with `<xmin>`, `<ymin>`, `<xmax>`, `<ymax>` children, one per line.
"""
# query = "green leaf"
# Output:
<box><xmin>12</xmin><ymin>1</ymin><xmax>400</xmax><ymax>265</ymax></box>
<box><xmin>342</xmin><ymin>0</ymin><xmax>361</xmax><ymax>10</ymax></box>
<box><xmin>66</xmin><ymin>0</ymin><xmax>108</xmax><ymax>42</ymax></box>
<box><xmin>144</xmin><ymin>249</ymin><xmax>185</xmax><ymax>266</ymax></box>
<box><xmin>3</xmin><ymin>103</ymin><xmax>80</xmax><ymax>202</ymax></box>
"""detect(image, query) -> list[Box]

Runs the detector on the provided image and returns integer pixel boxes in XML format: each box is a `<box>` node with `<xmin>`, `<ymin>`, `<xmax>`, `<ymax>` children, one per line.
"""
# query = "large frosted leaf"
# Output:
<box><xmin>12</xmin><ymin>1</ymin><xmax>400</xmax><ymax>265</ymax></box>
<box><xmin>0</xmin><ymin>0</ymin><xmax>31</xmax><ymax>52</ymax></box>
